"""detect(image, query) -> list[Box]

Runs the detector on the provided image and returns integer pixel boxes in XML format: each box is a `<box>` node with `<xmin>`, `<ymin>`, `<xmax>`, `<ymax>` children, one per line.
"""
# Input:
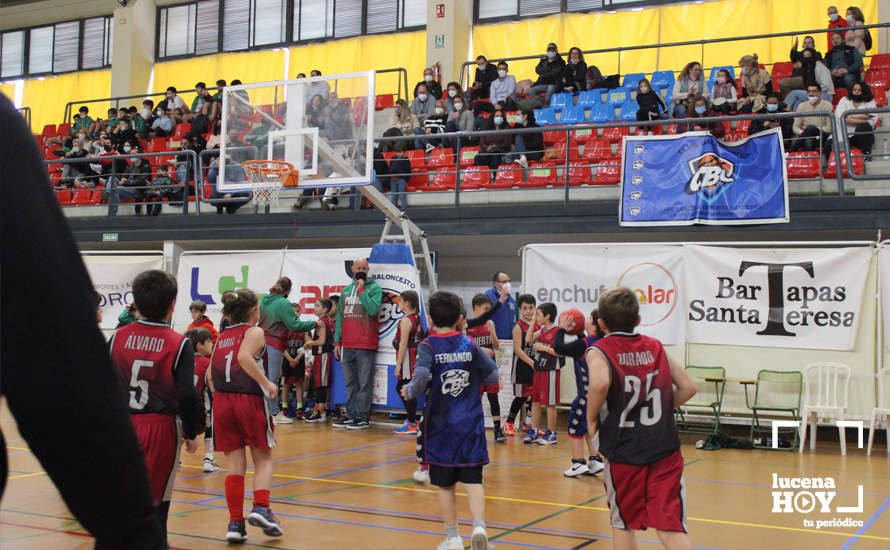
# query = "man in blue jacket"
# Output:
<box><xmin>484</xmin><ymin>271</ymin><xmax>516</xmax><ymax>340</ymax></box>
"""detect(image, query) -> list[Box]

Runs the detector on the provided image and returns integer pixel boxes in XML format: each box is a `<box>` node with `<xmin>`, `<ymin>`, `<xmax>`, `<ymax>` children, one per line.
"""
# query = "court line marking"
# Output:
<box><xmin>6</xmin><ymin>471</ymin><xmax>47</xmax><ymax>480</ymax></box>
<box><xmin>178</xmin><ymin>464</ymin><xmax>890</xmax><ymax>541</ymax></box>
<box><xmin>839</xmin><ymin>496</ymin><xmax>890</xmax><ymax>550</ymax></box>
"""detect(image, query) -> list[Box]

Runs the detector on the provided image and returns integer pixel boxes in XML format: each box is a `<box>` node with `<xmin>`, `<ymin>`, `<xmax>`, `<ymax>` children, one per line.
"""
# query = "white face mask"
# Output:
<box><xmin>809</xmin><ymin>95</ymin><xmax>821</xmax><ymax>105</ymax></box>
<box><xmin>156</xmin><ymin>110</ymin><xmax>164</xmax><ymax>117</ymax></box>
<box><xmin>498</xmin><ymin>69</ymin><xmax>507</xmax><ymax>78</ymax></box>
<box><xmin>424</xmin><ymin>74</ymin><xmax>433</xmax><ymax>82</ymax></box>
<box><xmin>546</xmin><ymin>51</ymin><xmax>557</xmax><ymax>59</ymax></box>
<box><xmin>478</xmin><ymin>64</ymin><xmax>487</xmax><ymax>71</ymax></box>
<box><xmin>418</xmin><ymin>93</ymin><xmax>428</xmax><ymax>101</ymax></box>
<box><xmin>77</xmin><ymin>133</ymin><xmax>86</xmax><ymax>140</ymax></box>
<box><xmin>123</xmin><ymin>145</ymin><xmax>132</xmax><ymax>153</ymax></box>
<box><xmin>501</xmin><ymin>282</ymin><xmax>512</xmax><ymax>294</ymax></box>
<box><xmin>846</xmin><ymin>15</ymin><xmax>855</xmax><ymax>25</ymax></box>
<box><xmin>454</xmin><ymin>102</ymin><xmax>464</xmax><ymax>111</ymax></box>
<box><xmin>494</xmin><ymin>116</ymin><xmax>504</xmax><ymax>125</ymax></box>
<box><xmin>448</xmin><ymin>89</ymin><xmax>457</xmax><ymax>98</ymax></box>
<box><xmin>829</xmin><ymin>12</ymin><xmax>839</xmax><ymax>21</ymax></box>
<box><xmin>142</xmin><ymin>108</ymin><xmax>152</xmax><ymax>118</ymax></box>
<box><xmin>435</xmin><ymin>107</ymin><xmax>445</xmax><ymax>115</ymax></box>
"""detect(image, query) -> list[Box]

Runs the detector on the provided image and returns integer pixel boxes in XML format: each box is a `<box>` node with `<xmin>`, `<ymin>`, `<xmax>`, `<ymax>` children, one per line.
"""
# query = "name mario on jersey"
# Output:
<box><xmin>123</xmin><ymin>334</ymin><xmax>167</xmax><ymax>352</ymax></box>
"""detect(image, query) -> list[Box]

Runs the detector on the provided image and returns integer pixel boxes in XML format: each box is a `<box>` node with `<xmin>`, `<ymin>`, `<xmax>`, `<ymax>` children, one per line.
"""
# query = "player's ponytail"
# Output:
<box><xmin>269</xmin><ymin>276</ymin><xmax>293</xmax><ymax>296</ymax></box>
<box><xmin>221</xmin><ymin>288</ymin><xmax>259</xmax><ymax>323</ymax></box>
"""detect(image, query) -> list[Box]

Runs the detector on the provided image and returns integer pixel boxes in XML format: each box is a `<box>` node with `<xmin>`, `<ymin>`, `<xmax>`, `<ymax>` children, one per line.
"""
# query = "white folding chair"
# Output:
<box><xmin>867</xmin><ymin>367</ymin><xmax>890</xmax><ymax>455</ymax></box>
<box><xmin>799</xmin><ymin>362</ymin><xmax>852</xmax><ymax>454</ymax></box>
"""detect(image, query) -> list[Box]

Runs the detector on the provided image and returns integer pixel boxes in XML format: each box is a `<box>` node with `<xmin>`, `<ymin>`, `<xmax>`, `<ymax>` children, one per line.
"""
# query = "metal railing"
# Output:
<box><xmin>841</xmin><ymin>106</ymin><xmax>890</xmax><ymax>181</ymax></box>
<box><xmin>459</xmin><ymin>22</ymin><xmax>890</xmax><ymax>91</ymax></box>
<box><xmin>196</xmin><ymin>146</ymin><xmax>260</xmax><ymax>215</ymax></box>
<box><xmin>46</xmin><ymin>150</ymin><xmax>198</xmax><ymax>216</ymax></box>
<box><xmin>17</xmin><ymin>107</ymin><xmax>31</xmax><ymax>130</ymax></box>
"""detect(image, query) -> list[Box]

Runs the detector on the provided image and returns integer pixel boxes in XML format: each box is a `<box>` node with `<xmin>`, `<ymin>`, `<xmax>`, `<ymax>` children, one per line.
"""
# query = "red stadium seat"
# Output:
<box><xmin>543</xmin><ymin>130</ymin><xmax>567</xmax><ymax>144</ymax></box>
<box><xmin>872</xmin><ymin>83</ymin><xmax>888</xmax><ymax>108</ymax></box>
<box><xmin>406</xmin><ymin>149</ymin><xmax>428</xmax><ymax>191</ymax></box>
<box><xmin>665</xmin><ymin>124</ymin><xmax>680</xmax><ymax>135</ymax></box>
<box><xmin>571</xmin><ymin>127</ymin><xmax>596</xmax><ymax>142</ymax></box>
<box><xmin>172</xmin><ymin>123</ymin><xmax>190</xmax><ymax>140</ymax></box>
<box><xmin>492</xmin><ymin>164</ymin><xmax>523</xmax><ymax>188</ymax></box>
<box><xmin>865</xmin><ymin>69</ymin><xmax>890</xmax><ymax>89</ymax></box>
<box><xmin>428</xmin><ymin>147</ymin><xmax>454</xmax><ymax>169</ymax></box>
<box><xmin>602</xmin><ymin>126</ymin><xmax>630</xmax><ymax>144</ymax></box>
<box><xmin>771</xmin><ymin>62</ymin><xmax>793</xmax><ymax>92</ymax></box>
<box><xmin>833</xmin><ymin>88</ymin><xmax>849</xmax><ymax>106</ymax></box>
<box><xmin>824</xmin><ymin>149</ymin><xmax>865</xmax><ymax>178</ymax></box>
<box><xmin>458</xmin><ymin>146</ymin><xmax>480</xmax><ymax>167</ymax></box>
<box><xmin>582</xmin><ymin>138</ymin><xmax>613</xmax><ymax>163</ymax></box>
<box><xmin>427</xmin><ymin>167</ymin><xmax>456</xmax><ymax>191</ymax></box>
<box><xmin>786</xmin><ymin>152</ymin><xmax>821</xmax><ymax>179</ymax></box>
<box><xmin>72</xmin><ymin>187</ymin><xmax>92</xmax><ymax>206</ymax></box>
<box><xmin>549</xmin><ymin>139</ymin><xmax>581</xmax><ymax>163</ymax></box>
<box><xmin>568</xmin><ymin>161</ymin><xmax>593</xmax><ymax>186</ymax></box>
<box><xmin>459</xmin><ymin>166</ymin><xmax>490</xmax><ymax>190</ymax></box>
<box><xmin>593</xmin><ymin>158</ymin><xmax>621</xmax><ymax>185</ymax></box>
<box><xmin>57</xmin><ymin>123</ymin><xmax>71</xmax><ymax>135</ymax></box>
<box><xmin>90</xmin><ymin>185</ymin><xmax>105</xmax><ymax>205</ymax></box>
<box><xmin>734</xmin><ymin>119</ymin><xmax>752</xmax><ymax>133</ymax></box>
<box><xmin>147</xmin><ymin>137</ymin><xmax>167</xmax><ymax>152</ymax></box>
<box><xmin>41</xmin><ymin>124</ymin><xmax>57</xmax><ymax>137</ymax></box>
<box><xmin>55</xmin><ymin>188</ymin><xmax>73</xmax><ymax>205</ymax></box>
<box><xmin>525</xmin><ymin>162</ymin><xmax>557</xmax><ymax>187</ymax></box>
<box><xmin>869</xmin><ymin>54</ymin><xmax>890</xmax><ymax>70</ymax></box>
<box><xmin>722</xmin><ymin>131</ymin><xmax>747</xmax><ymax>143</ymax></box>
<box><xmin>375</xmin><ymin>94</ymin><xmax>395</xmax><ymax>111</ymax></box>
<box><xmin>352</xmin><ymin>96</ymin><xmax>369</xmax><ymax>125</ymax></box>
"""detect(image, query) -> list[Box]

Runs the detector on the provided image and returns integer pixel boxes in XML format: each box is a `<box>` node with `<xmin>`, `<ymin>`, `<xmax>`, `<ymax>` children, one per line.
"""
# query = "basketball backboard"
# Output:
<box><xmin>218</xmin><ymin>71</ymin><xmax>375</xmax><ymax>193</ymax></box>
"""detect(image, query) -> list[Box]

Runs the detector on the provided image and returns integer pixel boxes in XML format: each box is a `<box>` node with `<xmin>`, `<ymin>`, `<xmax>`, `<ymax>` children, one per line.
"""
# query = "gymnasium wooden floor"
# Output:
<box><xmin>2</xmin><ymin>408</ymin><xmax>890</xmax><ymax>549</ymax></box>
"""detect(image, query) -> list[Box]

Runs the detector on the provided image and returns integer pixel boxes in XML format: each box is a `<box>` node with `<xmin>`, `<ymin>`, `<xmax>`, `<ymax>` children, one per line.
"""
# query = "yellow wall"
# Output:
<box><xmin>472</xmin><ymin>0</ymin><xmax>878</xmax><ymax>82</ymax></box>
<box><xmin>22</xmin><ymin>70</ymin><xmax>111</xmax><ymax>133</ymax></box>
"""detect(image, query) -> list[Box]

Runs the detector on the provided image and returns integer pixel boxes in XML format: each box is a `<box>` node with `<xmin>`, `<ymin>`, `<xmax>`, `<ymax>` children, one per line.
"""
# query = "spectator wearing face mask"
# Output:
<box><xmin>410</xmin><ymin>84</ymin><xmax>436</xmax><ymax>123</ymax></box>
<box><xmin>443</xmin><ymin>81</ymin><xmax>465</xmax><ymax>111</ymax></box>
<box><xmin>834</xmin><ymin>81</ymin><xmax>877</xmax><ymax>155</ymax></box>
<box><xmin>843</xmin><ymin>6</ymin><xmax>867</xmax><ymax>55</ymax></box>
<box><xmin>736</xmin><ymin>54</ymin><xmax>771</xmax><ymax>114</ymax></box>
<box><xmin>112</xmin><ymin>118</ymin><xmax>138</xmax><ymax>151</ymax></box>
<box><xmin>190</xmin><ymin>82</ymin><xmax>212</xmax><ymax>120</ymax></box>
<box><xmin>490</xmin><ymin>62</ymin><xmax>517</xmax><ymax>109</ymax></box>
<box><xmin>684</xmin><ymin>97</ymin><xmax>725</xmax><ymax>138</ymax></box>
<box><xmin>102</xmin><ymin>108</ymin><xmax>120</xmax><ymax>135</ymax></box>
<box><xmin>783</xmin><ymin>48</ymin><xmax>834</xmax><ymax>112</ymax></box>
<box><xmin>826</xmin><ymin>5</ymin><xmax>849</xmax><ymax>49</ymax></box>
<box><xmin>789</xmin><ymin>83</ymin><xmax>834</xmax><ymax>154</ymax></box>
<box><xmin>444</xmin><ymin>95</ymin><xmax>475</xmax><ymax>150</ymax></box>
<box><xmin>672</xmin><ymin>62</ymin><xmax>708</xmax><ymax>118</ymax></box>
<box><xmin>414</xmin><ymin>99</ymin><xmax>448</xmax><ymax>152</ymax></box>
<box><xmin>825</xmin><ymin>31</ymin><xmax>864</xmax><ymax>92</ymax></box>
<box><xmin>504</xmin><ymin>109</ymin><xmax>543</xmax><ymax>169</ymax></box>
<box><xmin>562</xmin><ymin>47</ymin><xmax>588</xmax><ymax>93</ymax></box>
<box><xmin>636</xmin><ymin>78</ymin><xmax>667</xmax><ymax>121</ymax></box>
<box><xmin>107</xmin><ymin>142</ymin><xmax>153</xmax><ymax>217</ymax></box>
<box><xmin>470</xmin><ymin>55</ymin><xmax>498</xmax><ymax>103</ymax></box>
<box><xmin>150</xmin><ymin>108</ymin><xmax>175</xmax><ymax>138</ymax></box>
<box><xmin>388</xmin><ymin>99</ymin><xmax>420</xmax><ymax>135</ymax></box>
<box><xmin>414</xmin><ymin>68</ymin><xmax>443</xmax><ymax>100</ymax></box>
<box><xmin>749</xmin><ymin>93</ymin><xmax>793</xmax><ymax>140</ymax></box>
<box><xmin>72</xmin><ymin>106</ymin><xmax>94</xmax><ymax>135</ymax></box>
<box><xmin>158</xmin><ymin>87</ymin><xmax>189</xmax><ymax>122</ymax></box>
<box><xmin>473</xmin><ymin>109</ymin><xmax>513</xmax><ymax>171</ymax></box>
<box><xmin>530</xmin><ymin>43</ymin><xmax>566</xmax><ymax>106</ymax></box>
<box><xmin>709</xmin><ymin>70</ymin><xmax>738</xmax><ymax>115</ymax></box>
<box><xmin>783</xmin><ymin>36</ymin><xmax>823</xmax><ymax>97</ymax></box>
<box><xmin>60</xmin><ymin>139</ymin><xmax>89</xmax><ymax>186</ymax></box>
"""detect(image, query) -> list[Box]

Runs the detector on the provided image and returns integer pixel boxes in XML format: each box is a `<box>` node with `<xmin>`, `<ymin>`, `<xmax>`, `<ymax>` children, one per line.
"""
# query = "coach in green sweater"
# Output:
<box><xmin>333</xmin><ymin>258</ymin><xmax>382</xmax><ymax>429</ymax></box>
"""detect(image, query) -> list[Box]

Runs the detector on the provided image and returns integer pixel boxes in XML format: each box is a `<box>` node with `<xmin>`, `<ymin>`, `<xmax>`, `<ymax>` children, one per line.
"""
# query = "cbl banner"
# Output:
<box><xmin>685</xmin><ymin>245</ymin><xmax>871</xmax><ymax>350</ymax></box>
<box><xmin>84</xmin><ymin>254</ymin><xmax>164</xmax><ymax>331</ymax></box>
<box><xmin>619</xmin><ymin>128</ymin><xmax>789</xmax><ymax>226</ymax></box>
<box><xmin>522</xmin><ymin>244</ymin><xmax>685</xmax><ymax>345</ymax></box>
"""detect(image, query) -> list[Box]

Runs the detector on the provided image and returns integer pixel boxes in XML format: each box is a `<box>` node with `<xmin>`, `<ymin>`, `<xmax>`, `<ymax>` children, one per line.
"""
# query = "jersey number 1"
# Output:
<box><xmin>129</xmin><ymin>359</ymin><xmax>155</xmax><ymax>410</ymax></box>
<box><xmin>618</xmin><ymin>371</ymin><xmax>662</xmax><ymax>428</ymax></box>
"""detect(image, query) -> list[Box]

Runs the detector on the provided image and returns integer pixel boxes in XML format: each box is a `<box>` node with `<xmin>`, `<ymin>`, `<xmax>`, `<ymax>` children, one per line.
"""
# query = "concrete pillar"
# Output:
<box><xmin>879</xmin><ymin>0</ymin><xmax>890</xmax><ymax>54</ymax></box>
<box><xmin>426</xmin><ymin>0</ymin><xmax>473</xmax><ymax>86</ymax></box>
<box><xmin>110</xmin><ymin>0</ymin><xmax>156</xmax><ymax>99</ymax></box>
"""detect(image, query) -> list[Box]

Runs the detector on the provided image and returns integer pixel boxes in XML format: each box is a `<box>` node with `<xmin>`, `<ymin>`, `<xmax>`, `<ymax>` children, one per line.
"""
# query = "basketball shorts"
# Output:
<box><xmin>512</xmin><ymin>359</ymin><xmax>534</xmax><ymax>386</ymax></box>
<box><xmin>283</xmin><ymin>356</ymin><xmax>305</xmax><ymax>384</ymax></box>
<box><xmin>312</xmin><ymin>352</ymin><xmax>332</xmax><ymax>389</ymax></box>
<box><xmin>480</xmin><ymin>383</ymin><xmax>500</xmax><ymax>394</ymax></box>
<box><xmin>131</xmin><ymin>413</ymin><xmax>180</xmax><ymax>503</ymax></box>
<box><xmin>602</xmin><ymin>449</ymin><xmax>686</xmax><ymax>533</ymax></box>
<box><xmin>532</xmin><ymin>370</ymin><xmax>560</xmax><ymax>406</ymax></box>
<box><xmin>568</xmin><ymin>367</ymin><xmax>590</xmax><ymax>438</ymax></box>
<box><xmin>429</xmin><ymin>465</ymin><xmax>483</xmax><ymax>487</ymax></box>
<box><xmin>213</xmin><ymin>392</ymin><xmax>275</xmax><ymax>453</ymax></box>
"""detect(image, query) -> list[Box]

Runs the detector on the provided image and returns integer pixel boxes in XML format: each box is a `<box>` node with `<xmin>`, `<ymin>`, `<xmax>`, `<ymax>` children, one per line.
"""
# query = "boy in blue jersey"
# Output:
<box><xmin>402</xmin><ymin>291</ymin><xmax>499</xmax><ymax>550</ymax></box>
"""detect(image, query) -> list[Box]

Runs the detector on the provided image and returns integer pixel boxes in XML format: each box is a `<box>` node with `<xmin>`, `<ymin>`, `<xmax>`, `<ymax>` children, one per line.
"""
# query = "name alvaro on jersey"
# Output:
<box><xmin>123</xmin><ymin>334</ymin><xmax>167</xmax><ymax>353</ymax></box>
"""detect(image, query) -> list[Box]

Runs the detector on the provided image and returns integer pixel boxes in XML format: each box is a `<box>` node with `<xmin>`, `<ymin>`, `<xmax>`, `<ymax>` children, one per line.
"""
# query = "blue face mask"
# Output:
<box><xmin>766</xmin><ymin>103</ymin><xmax>779</xmax><ymax>112</ymax></box>
<box><xmin>694</xmin><ymin>105</ymin><xmax>707</xmax><ymax>115</ymax></box>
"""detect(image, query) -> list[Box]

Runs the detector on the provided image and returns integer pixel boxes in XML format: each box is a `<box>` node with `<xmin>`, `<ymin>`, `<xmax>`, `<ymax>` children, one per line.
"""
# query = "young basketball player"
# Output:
<box><xmin>303</xmin><ymin>298</ymin><xmax>331</xmax><ymax>423</ymax></box>
<box><xmin>211</xmin><ymin>289</ymin><xmax>283</xmax><ymax>543</ymax></box>
<box><xmin>109</xmin><ymin>270</ymin><xmax>199</xmax><ymax>542</ymax></box>
<box><xmin>505</xmin><ymin>294</ymin><xmax>536</xmax><ymax>436</ymax></box>
<box><xmin>524</xmin><ymin>302</ymin><xmax>562</xmax><ymax>446</ymax></box>
<box><xmin>466</xmin><ymin>294</ymin><xmax>505</xmax><ymax>443</ymax></box>
<box><xmin>188</xmin><ymin>299</ymin><xmax>219</xmax><ymax>343</ymax></box>
<box><xmin>186</xmin><ymin>327</ymin><xmax>220</xmax><ymax>472</ymax></box>
<box><xmin>393</xmin><ymin>290</ymin><xmax>423</xmax><ymax>435</ymax></box>
<box><xmin>586</xmin><ymin>287</ymin><xmax>698</xmax><ymax>550</ymax></box>
<box><xmin>401</xmin><ymin>291</ymin><xmax>499</xmax><ymax>550</ymax></box>
<box><xmin>282</xmin><ymin>302</ymin><xmax>307</xmax><ymax>419</ymax></box>
<box><xmin>553</xmin><ymin>310</ymin><xmax>604</xmax><ymax>477</ymax></box>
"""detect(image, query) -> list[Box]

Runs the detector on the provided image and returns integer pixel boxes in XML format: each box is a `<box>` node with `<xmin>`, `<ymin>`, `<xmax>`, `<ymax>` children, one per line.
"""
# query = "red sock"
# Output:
<box><xmin>225</xmin><ymin>475</ymin><xmax>245</xmax><ymax>522</ymax></box>
<box><xmin>254</xmin><ymin>489</ymin><xmax>270</xmax><ymax>508</ymax></box>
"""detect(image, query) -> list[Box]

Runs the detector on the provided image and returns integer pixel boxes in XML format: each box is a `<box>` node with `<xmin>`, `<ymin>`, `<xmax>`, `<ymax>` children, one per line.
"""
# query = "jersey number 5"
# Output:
<box><xmin>129</xmin><ymin>359</ymin><xmax>155</xmax><ymax>410</ymax></box>
<box><xmin>618</xmin><ymin>371</ymin><xmax>662</xmax><ymax>428</ymax></box>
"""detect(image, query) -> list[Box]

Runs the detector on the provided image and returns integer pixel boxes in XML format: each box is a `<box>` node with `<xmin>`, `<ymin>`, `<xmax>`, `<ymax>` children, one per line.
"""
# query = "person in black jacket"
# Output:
<box><xmin>505</xmin><ymin>109</ymin><xmax>543</xmax><ymax>168</ymax></box>
<box><xmin>748</xmin><ymin>93</ymin><xmax>793</xmax><ymax>141</ymax></box>
<box><xmin>388</xmin><ymin>141</ymin><xmax>411</xmax><ymax>210</ymax></box>
<box><xmin>470</xmin><ymin>55</ymin><xmax>498</xmax><ymax>102</ymax></box>
<box><xmin>107</xmin><ymin>142</ymin><xmax>153</xmax><ymax>217</ymax></box>
<box><xmin>413</xmin><ymin>67</ymin><xmax>443</xmax><ymax>100</ymax></box>
<box><xmin>1</xmin><ymin>92</ymin><xmax>167</xmax><ymax>550</ymax></box>
<box><xmin>529</xmin><ymin>43</ymin><xmax>566</xmax><ymax>105</ymax></box>
<box><xmin>635</xmin><ymin>78</ymin><xmax>667</xmax><ymax>123</ymax></box>
<box><xmin>562</xmin><ymin>47</ymin><xmax>588</xmax><ymax>93</ymax></box>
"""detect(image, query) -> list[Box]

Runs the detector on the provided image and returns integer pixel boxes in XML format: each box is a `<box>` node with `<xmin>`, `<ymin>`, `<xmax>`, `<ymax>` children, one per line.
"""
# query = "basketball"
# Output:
<box><xmin>559</xmin><ymin>308</ymin><xmax>586</xmax><ymax>335</ymax></box>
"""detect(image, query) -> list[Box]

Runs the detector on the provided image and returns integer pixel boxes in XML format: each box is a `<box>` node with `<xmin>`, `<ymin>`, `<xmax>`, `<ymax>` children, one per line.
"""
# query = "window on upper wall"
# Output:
<box><xmin>476</xmin><ymin>0</ymin><xmax>685</xmax><ymax>22</ymax></box>
<box><xmin>157</xmin><ymin>0</ymin><xmax>219</xmax><ymax>59</ymax></box>
<box><xmin>81</xmin><ymin>17</ymin><xmax>114</xmax><ymax>70</ymax></box>
<box><xmin>367</xmin><ymin>0</ymin><xmax>428</xmax><ymax>34</ymax></box>
<box><xmin>0</xmin><ymin>31</ymin><xmax>25</xmax><ymax>79</ymax></box>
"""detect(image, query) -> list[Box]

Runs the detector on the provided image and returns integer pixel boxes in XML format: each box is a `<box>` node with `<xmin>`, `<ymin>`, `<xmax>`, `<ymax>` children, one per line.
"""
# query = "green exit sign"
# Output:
<box><xmin>102</xmin><ymin>233</ymin><xmax>119</xmax><ymax>242</ymax></box>
<box><xmin>434</xmin><ymin>34</ymin><xmax>445</xmax><ymax>48</ymax></box>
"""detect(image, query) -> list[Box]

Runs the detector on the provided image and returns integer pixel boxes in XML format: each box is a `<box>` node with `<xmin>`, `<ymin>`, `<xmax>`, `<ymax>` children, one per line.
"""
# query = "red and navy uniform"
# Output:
<box><xmin>467</xmin><ymin>322</ymin><xmax>499</xmax><ymax>394</ymax></box>
<box><xmin>312</xmin><ymin>316</ymin><xmax>335</xmax><ymax>388</ymax></box>
<box><xmin>210</xmin><ymin>323</ymin><xmax>274</xmax><ymax>452</ymax></box>
<box><xmin>110</xmin><ymin>320</ymin><xmax>198</xmax><ymax>503</ymax></box>
<box><xmin>553</xmin><ymin>330</ymin><xmax>600</xmax><ymax>438</ymax></box>
<box><xmin>194</xmin><ymin>354</ymin><xmax>211</xmax><ymax>433</ymax></box>
<box><xmin>284</xmin><ymin>331</ymin><xmax>306</xmax><ymax>383</ymax></box>
<box><xmin>590</xmin><ymin>332</ymin><xmax>685</xmax><ymax>533</ymax></box>
<box><xmin>512</xmin><ymin>319</ymin><xmax>536</xmax><ymax>397</ymax></box>
<box><xmin>394</xmin><ymin>312</ymin><xmax>422</xmax><ymax>379</ymax></box>
<box><xmin>532</xmin><ymin>325</ymin><xmax>563</xmax><ymax>406</ymax></box>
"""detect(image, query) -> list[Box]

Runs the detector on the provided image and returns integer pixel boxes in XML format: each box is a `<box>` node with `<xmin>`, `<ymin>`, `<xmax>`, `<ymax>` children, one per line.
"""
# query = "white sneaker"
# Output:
<box><xmin>471</xmin><ymin>526</ymin><xmax>489</xmax><ymax>550</ymax></box>
<box><xmin>437</xmin><ymin>536</ymin><xmax>463</xmax><ymax>550</ymax></box>
<box><xmin>272</xmin><ymin>412</ymin><xmax>294</xmax><ymax>425</ymax></box>
<box><xmin>515</xmin><ymin>155</ymin><xmax>528</xmax><ymax>169</ymax></box>
<box><xmin>413</xmin><ymin>467</ymin><xmax>430</xmax><ymax>484</ymax></box>
<box><xmin>564</xmin><ymin>462</ymin><xmax>589</xmax><ymax>477</ymax></box>
<box><xmin>587</xmin><ymin>457</ymin><xmax>605</xmax><ymax>476</ymax></box>
<box><xmin>202</xmin><ymin>457</ymin><xmax>220</xmax><ymax>473</ymax></box>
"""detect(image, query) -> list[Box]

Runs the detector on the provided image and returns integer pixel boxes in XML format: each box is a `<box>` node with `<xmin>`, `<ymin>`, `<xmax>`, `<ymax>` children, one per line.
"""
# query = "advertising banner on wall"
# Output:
<box><xmin>879</xmin><ymin>243</ymin><xmax>890</xmax><ymax>350</ymax></box>
<box><xmin>523</xmin><ymin>244</ymin><xmax>685</xmax><ymax>345</ymax></box>
<box><xmin>281</xmin><ymin>248</ymin><xmax>372</xmax><ymax>318</ymax></box>
<box><xmin>685</xmin><ymin>245</ymin><xmax>871</xmax><ymax>350</ymax></box>
<box><xmin>84</xmin><ymin>254</ymin><xmax>164</xmax><ymax>331</ymax></box>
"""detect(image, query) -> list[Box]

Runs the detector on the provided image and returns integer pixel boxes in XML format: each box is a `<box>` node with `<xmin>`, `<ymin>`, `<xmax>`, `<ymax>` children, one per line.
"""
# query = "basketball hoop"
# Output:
<box><xmin>241</xmin><ymin>160</ymin><xmax>298</xmax><ymax>208</ymax></box>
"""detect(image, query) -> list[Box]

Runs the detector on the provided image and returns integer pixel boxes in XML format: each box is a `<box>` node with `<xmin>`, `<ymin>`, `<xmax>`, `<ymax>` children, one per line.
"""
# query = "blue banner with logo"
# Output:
<box><xmin>619</xmin><ymin>128</ymin><xmax>789</xmax><ymax>226</ymax></box>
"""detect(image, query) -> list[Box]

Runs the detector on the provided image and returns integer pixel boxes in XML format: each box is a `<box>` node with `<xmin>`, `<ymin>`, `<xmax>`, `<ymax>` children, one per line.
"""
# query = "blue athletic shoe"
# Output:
<box><xmin>247</xmin><ymin>505</ymin><xmax>283</xmax><ymax>537</ymax></box>
<box><xmin>536</xmin><ymin>430</ymin><xmax>558</xmax><ymax>446</ymax></box>
<box><xmin>393</xmin><ymin>421</ymin><xmax>418</xmax><ymax>435</ymax></box>
<box><xmin>226</xmin><ymin>520</ymin><xmax>247</xmax><ymax>543</ymax></box>
<box><xmin>523</xmin><ymin>427</ymin><xmax>539</xmax><ymax>444</ymax></box>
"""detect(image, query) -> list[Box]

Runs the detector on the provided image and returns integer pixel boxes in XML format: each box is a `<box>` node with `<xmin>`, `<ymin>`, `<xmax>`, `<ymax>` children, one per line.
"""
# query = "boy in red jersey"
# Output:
<box><xmin>393</xmin><ymin>290</ymin><xmax>423</xmax><ymax>435</ymax></box>
<box><xmin>211</xmin><ymin>289</ymin><xmax>283</xmax><ymax>543</ymax></box>
<box><xmin>186</xmin><ymin>327</ymin><xmax>219</xmax><ymax>472</ymax></box>
<box><xmin>586</xmin><ymin>287</ymin><xmax>697</xmax><ymax>550</ymax></box>
<box><xmin>505</xmin><ymin>294</ymin><xmax>536</xmax><ymax>436</ymax></box>
<box><xmin>187</xmin><ymin>299</ymin><xmax>219</xmax><ymax>343</ymax></box>
<box><xmin>109</xmin><ymin>270</ymin><xmax>199</xmax><ymax>543</ymax></box>
<box><xmin>524</xmin><ymin>302</ymin><xmax>562</xmax><ymax>446</ymax></box>
<box><xmin>303</xmin><ymin>298</ymin><xmax>331</xmax><ymax>423</ymax></box>
<box><xmin>466</xmin><ymin>294</ymin><xmax>506</xmax><ymax>443</ymax></box>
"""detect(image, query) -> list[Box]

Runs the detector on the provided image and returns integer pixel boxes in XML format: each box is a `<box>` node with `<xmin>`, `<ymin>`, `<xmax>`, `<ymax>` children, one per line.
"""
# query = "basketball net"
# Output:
<box><xmin>241</xmin><ymin>160</ymin><xmax>298</xmax><ymax>208</ymax></box>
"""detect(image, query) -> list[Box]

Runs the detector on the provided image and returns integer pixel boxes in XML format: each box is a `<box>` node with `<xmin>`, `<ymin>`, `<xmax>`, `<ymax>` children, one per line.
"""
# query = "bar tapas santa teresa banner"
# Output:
<box><xmin>684</xmin><ymin>245</ymin><xmax>871</xmax><ymax>350</ymax></box>
<box><xmin>619</xmin><ymin>128</ymin><xmax>789</xmax><ymax>226</ymax></box>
